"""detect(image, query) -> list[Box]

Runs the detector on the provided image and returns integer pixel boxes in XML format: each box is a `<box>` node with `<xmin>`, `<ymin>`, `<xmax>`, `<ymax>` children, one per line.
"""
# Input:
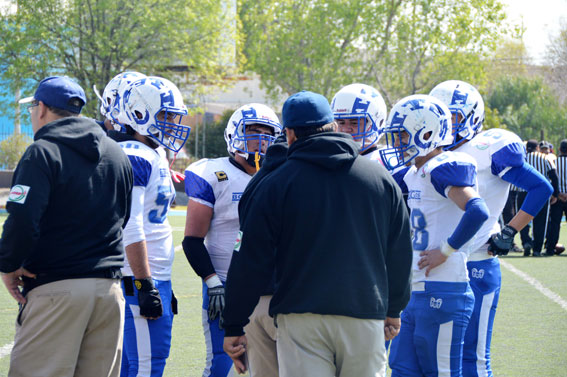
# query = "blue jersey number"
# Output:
<box><xmin>410</xmin><ymin>209</ymin><xmax>428</xmax><ymax>251</ymax></box>
<box><xmin>149</xmin><ymin>185</ymin><xmax>174</xmax><ymax>224</ymax></box>
<box><xmin>483</xmin><ymin>129</ymin><xmax>503</xmax><ymax>140</ymax></box>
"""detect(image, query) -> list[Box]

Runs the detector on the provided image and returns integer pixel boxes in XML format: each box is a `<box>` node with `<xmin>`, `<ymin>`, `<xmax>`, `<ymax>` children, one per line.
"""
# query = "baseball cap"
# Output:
<box><xmin>560</xmin><ymin>139</ymin><xmax>567</xmax><ymax>153</ymax></box>
<box><xmin>19</xmin><ymin>76</ymin><xmax>86</xmax><ymax>114</ymax></box>
<box><xmin>282</xmin><ymin>91</ymin><xmax>334</xmax><ymax>129</ymax></box>
<box><xmin>539</xmin><ymin>140</ymin><xmax>551</xmax><ymax>149</ymax></box>
<box><xmin>526</xmin><ymin>139</ymin><xmax>538</xmax><ymax>152</ymax></box>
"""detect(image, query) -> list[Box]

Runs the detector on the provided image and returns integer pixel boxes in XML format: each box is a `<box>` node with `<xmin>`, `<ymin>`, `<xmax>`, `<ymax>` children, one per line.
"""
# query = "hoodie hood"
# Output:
<box><xmin>34</xmin><ymin>117</ymin><xmax>104</xmax><ymax>162</ymax></box>
<box><xmin>288</xmin><ymin>132</ymin><xmax>358</xmax><ymax>170</ymax></box>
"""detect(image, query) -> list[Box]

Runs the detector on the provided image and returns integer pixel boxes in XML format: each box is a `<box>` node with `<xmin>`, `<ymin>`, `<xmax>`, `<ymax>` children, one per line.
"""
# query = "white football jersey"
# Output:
<box><xmin>404</xmin><ymin>151</ymin><xmax>478</xmax><ymax>284</ymax></box>
<box><xmin>457</xmin><ymin>128</ymin><xmax>525</xmax><ymax>260</ymax></box>
<box><xmin>362</xmin><ymin>148</ymin><xmax>384</xmax><ymax>165</ymax></box>
<box><xmin>184</xmin><ymin>157</ymin><xmax>252</xmax><ymax>281</ymax></box>
<box><xmin>120</xmin><ymin>142</ymin><xmax>175</xmax><ymax>280</ymax></box>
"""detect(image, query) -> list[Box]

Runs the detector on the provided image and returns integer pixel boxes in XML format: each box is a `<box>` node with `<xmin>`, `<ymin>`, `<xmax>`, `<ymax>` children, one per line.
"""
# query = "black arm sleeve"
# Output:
<box><xmin>548</xmin><ymin>169</ymin><xmax>559</xmax><ymax>197</ymax></box>
<box><xmin>182</xmin><ymin>236</ymin><xmax>216</xmax><ymax>279</ymax></box>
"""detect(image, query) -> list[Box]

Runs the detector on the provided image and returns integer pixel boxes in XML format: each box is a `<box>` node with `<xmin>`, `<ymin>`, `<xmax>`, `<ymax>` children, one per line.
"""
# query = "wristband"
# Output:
<box><xmin>440</xmin><ymin>240</ymin><xmax>456</xmax><ymax>257</ymax></box>
<box><xmin>205</xmin><ymin>274</ymin><xmax>222</xmax><ymax>288</ymax></box>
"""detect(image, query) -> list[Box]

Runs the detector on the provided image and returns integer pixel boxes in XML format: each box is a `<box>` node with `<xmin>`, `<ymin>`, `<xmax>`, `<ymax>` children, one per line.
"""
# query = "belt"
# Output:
<box><xmin>22</xmin><ymin>268</ymin><xmax>122</xmax><ymax>295</ymax></box>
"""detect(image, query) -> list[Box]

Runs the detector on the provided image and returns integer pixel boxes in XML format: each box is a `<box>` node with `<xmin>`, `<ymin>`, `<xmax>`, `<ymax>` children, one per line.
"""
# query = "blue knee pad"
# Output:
<box><xmin>202</xmin><ymin>282</ymin><xmax>233</xmax><ymax>377</ymax></box>
<box><xmin>121</xmin><ymin>279</ymin><xmax>173</xmax><ymax>377</ymax></box>
<box><xmin>463</xmin><ymin>258</ymin><xmax>501</xmax><ymax>377</ymax></box>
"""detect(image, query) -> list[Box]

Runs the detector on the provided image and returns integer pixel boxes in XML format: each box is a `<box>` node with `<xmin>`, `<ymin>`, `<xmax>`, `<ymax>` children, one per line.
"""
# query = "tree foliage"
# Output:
<box><xmin>0</xmin><ymin>0</ymin><xmax>240</xmax><ymax>117</ymax></box>
<box><xmin>487</xmin><ymin>75</ymin><xmax>567</xmax><ymax>147</ymax></box>
<box><xmin>0</xmin><ymin>133</ymin><xmax>32</xmax><ymax>169</ymax></box>
<box><xmin>239</xmin><ymin>0</ymin><xmax>510</xmax><ymax>106</ymax></box>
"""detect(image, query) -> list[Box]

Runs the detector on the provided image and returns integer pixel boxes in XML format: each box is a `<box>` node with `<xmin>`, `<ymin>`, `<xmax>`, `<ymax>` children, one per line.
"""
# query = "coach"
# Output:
<box><xmin>0</xmin><ymin>76</ymin><xmax>133</xmax><ymax>377</ymax></box>
<box><xmin>222</xmin><ymin>91</ymin><xmax>412</xmax><ymax>377</ymax></box>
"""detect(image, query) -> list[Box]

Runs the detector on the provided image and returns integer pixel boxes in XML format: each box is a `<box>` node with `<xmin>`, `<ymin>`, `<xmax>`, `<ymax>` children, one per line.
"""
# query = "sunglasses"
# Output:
<box><xmin>26</xmin><ymin>100</ymin><xmax>39</xmax><ymax>114</ymax></box>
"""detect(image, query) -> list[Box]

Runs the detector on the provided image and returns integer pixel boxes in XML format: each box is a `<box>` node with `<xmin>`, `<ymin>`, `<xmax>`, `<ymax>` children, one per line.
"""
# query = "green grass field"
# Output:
<box><xmin>0</xmin><ymin>214</ymin><xmax>566</xmax><ymax>376</ymax></box>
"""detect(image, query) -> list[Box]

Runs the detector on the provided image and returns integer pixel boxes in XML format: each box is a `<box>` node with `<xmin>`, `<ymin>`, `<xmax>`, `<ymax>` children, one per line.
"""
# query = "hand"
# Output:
<box><xmin>558</xmin><ymin>193</ymin><xmax>567</xmax><ymax>202</ymax></box>
<box><xmin>384</xmin><ymin>317</ymin><xmax>401</xmax><ymax>341</ymax></box>
<box><xmin>135</xmin><ymin>278</ymin><xmax>163</xmax><ymax>319</ymax></box>
<box><xmin>207</xmin><ymin>285</ymin><xmax>225</xmax><ymax>327</ymax></box>
<box><xmin>223</xmin><ymin>335</ymin><xmax>248</xmax><ymax>374</ymax></box>
<box><xmin>1</xmin><ymin>268</ymin><xmax>36</xmax><ymax>304</ymax></box>
<box><xmin>170</xmin><ymin>169</ymin><xmax>185</xmax><ymax>183</ymax></box>
<box><xmin>418</xmin><ymin>249</ymin><xmax>448</xmax><ymax>277</ymax></box>
<box><xmin>550</xmin><ymin>196</ymin><xmax>558</xmax><ymax>205</ymax></box>
<box><xmin>487</xmin><ymin>224</ymin><xmax>518</xmax><ymax>256</ymax></box>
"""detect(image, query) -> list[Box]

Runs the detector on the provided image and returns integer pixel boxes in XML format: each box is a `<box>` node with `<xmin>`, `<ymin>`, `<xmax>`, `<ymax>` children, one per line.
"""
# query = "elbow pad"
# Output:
<box><xmin>447</xmin><ymin>197</ymin><xmax>490</xmax><ymax>250</ymax></box>
<box><xmin>182</xmin><ymin>236</ymin><xmax>216</xmax><ymax>280</ymax></box>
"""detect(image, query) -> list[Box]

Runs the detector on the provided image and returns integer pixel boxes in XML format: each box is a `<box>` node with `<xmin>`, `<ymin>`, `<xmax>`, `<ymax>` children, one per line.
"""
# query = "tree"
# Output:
<box><xmin>487</xmin><ymin>75</ymin><xmax>567</xmax><ymax>147</ymax></box>
<box><xmin>0</xmin><ymin>133</ymin><xmax>32</xmax><ymax>169</ymax></box>
<box><xmin>239</xmin><ymin>0</ymin><xmax>510</xmax><ymax>106</ymax></box>
<box><xmin>545</xmin><ymin>21</ymin><xmax>567</xmax><ymax>105</ymax></box>
<box><xmin>0</xmin><ymin>0</ymin><xmax>240</xmax><ymax>118</ymax></box>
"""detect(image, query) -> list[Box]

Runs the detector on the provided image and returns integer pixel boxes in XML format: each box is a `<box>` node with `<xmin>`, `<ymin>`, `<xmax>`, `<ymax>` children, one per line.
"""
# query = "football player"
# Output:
<box><xmin>381</xmin><ymin>94</ymin><xmax>490</xmax><ymax>376</ymax></box>
<box><xmin>182</xmin><ymin>104</ymin><xmax>282</xmax><ymax>377</ymax></box>
<box><xmin>430</xmin><ymin>80</ymin><xmax>553</xmax><ymax>377</ymax></box>
<box><xmin>114</xmin><ymin>76</ymin><xmax>190</xmax><ymax>376</ymax></box>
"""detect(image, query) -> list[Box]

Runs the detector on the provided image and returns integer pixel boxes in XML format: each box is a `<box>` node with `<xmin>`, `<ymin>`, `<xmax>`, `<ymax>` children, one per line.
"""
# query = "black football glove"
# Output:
<box><xmin>135</xmin><ymin>277</ymin><xmax>163</xmax><ymax>318</ymax></box>
<box><xmin>207</xmin><ymin>285</ymin><xmax>225</xmax><ymax>327</ymax></box>
<box><xmin>488</xmin><ymin>225</ymin><xmax>518</xmax><ymax>256</ymax></box>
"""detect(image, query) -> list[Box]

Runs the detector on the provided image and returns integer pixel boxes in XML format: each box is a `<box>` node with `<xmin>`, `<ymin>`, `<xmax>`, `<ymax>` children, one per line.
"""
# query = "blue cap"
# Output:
<box><xmin>282</xmin><ymin>91</ymin><xmax>334</xmax><ymax>129</ymax></box>
<box><xmin>19</xmin><ymin>76</ymin><xmax>86</xmax><ymax>114</ymax></box>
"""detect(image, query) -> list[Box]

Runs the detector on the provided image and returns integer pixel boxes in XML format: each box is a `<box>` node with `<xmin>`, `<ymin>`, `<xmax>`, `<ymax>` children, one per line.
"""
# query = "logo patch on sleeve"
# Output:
<box><xmin>8</xmin><ymin>185</ymin><xmax>30</xmax><ymax>204</ymax></box>
<box><xmin>215</xmin><ymin>171</ymin><xmax>228</xmax><ymax>182</ymax></box>
<box><xmin>234</xmin><ymin>231</ymin><xmax>243</xmax><ymax>252</ymax></box>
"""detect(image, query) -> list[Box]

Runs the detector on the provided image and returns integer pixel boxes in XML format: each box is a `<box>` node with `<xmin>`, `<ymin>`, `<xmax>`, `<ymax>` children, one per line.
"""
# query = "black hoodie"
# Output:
<box><xmin>223</xmin><ymin>132</ymin><xmax>412</xmax><ymax>337</ymax></box>
<box><xmin>0</xmin><ymin>117</ymin><xmax>133</xmax><ymax>291</ymax></box>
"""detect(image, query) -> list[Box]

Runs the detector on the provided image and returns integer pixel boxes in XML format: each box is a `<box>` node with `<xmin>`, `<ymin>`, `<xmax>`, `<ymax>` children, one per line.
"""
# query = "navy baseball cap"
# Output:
<box><xmin>282</xmin><ymin>91</ymin><xmax>334</xmax><ymax>129</ymax></box>
<box><xmin>19</xmin><ymin>76</ymin><xmax>86</xmax><ymax>114</ymax></box>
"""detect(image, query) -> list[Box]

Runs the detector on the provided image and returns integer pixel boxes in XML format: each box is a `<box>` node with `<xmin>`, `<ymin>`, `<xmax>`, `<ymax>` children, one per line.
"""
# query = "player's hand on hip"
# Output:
<box><xmin>223</xmin><ymin>335</ymin><xmax>248</xmax><ymax>374</ymax></box>
<box><xmin>135</xmin><ymin>277</ymin><xmax>163</xmax><ymax>319</ymax></box>
<box><xmin>384</xmin><ymin>317</ymin><xmax>401</xmax><ymax>341</ymax></box>
<box><xmin>488</xmin><ymin>224</ymin><xmax>517</xmax><ymax>256</ymax></box>
<box><xmin>207</xmin><ymin>284</ymin><xmax>225</xmax><ymax>327</ymax></box>
<box><xmin>1</xmin><ymin>268</ymin><xmax>36</xmax><ymax>305</ymax></box>
<box><xmin>418</xmin><ymin>249</ymin><xmax>448</xmax><ymax>277</ymax></box>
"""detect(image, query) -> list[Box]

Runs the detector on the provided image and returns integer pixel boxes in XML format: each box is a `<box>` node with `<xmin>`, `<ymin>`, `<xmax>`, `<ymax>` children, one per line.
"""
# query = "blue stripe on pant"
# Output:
<box><xmin>389</xmin><ymin>281</ymin><xmax>474</xmax><ymax>377</ymax></box>
<box><xmin>121</xmin><ymin>279</ymin><xmax>173</xmax><ymax>377</ymax></box>
<box><xmin>201</xmin><ymin>282</ymin><xmax>234</xmax><ymax>377</ymax></box>
<box><xmin>463</xmin><ymin>258</ymin><xmax>501</xmax><ymax>377</ymax></box>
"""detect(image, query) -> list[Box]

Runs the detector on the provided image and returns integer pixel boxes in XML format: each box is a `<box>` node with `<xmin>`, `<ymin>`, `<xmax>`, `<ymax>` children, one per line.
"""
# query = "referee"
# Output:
<box><xmin>517</xmin><ymin>140</ymin><xmax>559</xmax><ymax>256</ymax></box>
<box><xmin>545</xmin><ymin>139</ymin><xmax>567</xmax><ymax>255</ymax></box>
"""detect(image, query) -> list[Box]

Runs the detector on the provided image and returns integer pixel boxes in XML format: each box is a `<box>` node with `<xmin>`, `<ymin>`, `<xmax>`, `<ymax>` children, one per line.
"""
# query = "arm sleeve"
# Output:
<box><xmin>447</xmin><ymin>197</ymin><xmax>490</xmax><ymax>249</ymax></box>
<box><xmin>182</xmin><ymin>236</ymin><xmax>216</xmax><ymax>279</ymax></box>
<box><xmin>222</xmin><ymin>188</ymin><xmax>279</xmax><ymax>337</ymax></box>
<box><xmin>385</xmin><ymin>182</ymin><xmax>412</xmax><ymax>318</ymax></box>
<box><xmin>0</xmin><ymin>147</ymin><xmax>51</xmax><ymax>272</ymax></box>
<box><xmin>430</xmin><ymin>161</ymin><xmax>476</xmax><ymax>197</ymax></box>
<box><xmin>123</xmin><ymin>186</ymin><xmax>146</xmax><ymax>246</ymax></box>
<box><xmin>502</xmin><ymin>163</ymin><xmax>553</xmax><ymax>216</ymax></box>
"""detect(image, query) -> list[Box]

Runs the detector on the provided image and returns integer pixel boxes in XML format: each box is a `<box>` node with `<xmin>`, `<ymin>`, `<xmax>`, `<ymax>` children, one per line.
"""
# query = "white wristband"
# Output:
<box><xmin>205</xmin><ymin>275</ymin><xmax>222</xmax><ymax>288</ymax></box>
<box><xmin>440</xmin><ymin>240</ymin><xmax>457</xmax><ymax>257</ymax></box>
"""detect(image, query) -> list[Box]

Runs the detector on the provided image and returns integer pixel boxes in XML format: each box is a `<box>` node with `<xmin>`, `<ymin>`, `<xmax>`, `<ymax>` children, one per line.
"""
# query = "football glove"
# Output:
<box><xmin>207</xmin><ymin>285</ymin><xmax>225</xmax><ymax>326</ymax></box>
<box><xmin>488</xmin><ymin>225</ymin><xmax>518</xmax><ymax>256</ymax></box>
<box><xmin>135</xmin><ymin>277</ymin><xmax>163</xmax><ymax>318</ymax></box>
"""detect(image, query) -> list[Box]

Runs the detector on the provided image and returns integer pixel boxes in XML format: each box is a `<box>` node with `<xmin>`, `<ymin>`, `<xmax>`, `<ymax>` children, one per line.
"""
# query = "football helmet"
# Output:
<box><xmin>379</xmin><ymin>94</ymin><xmax>453</xmax><ymax>170</ymax></box>
<box><xmin>429</xmin><ymin>80</ymin><xmax>484</xmax><ymax>150</ymax></box>
<box><xmin>119</xmin><ymin>76</ymin><xmax>190</xmax><ymax>152</ymax></box>
<box><xmin>331</xmin><ymin>83</ymin><xmax>387</xmax><ymax>152</ymax></box>
<box><xmin>224</xmin><ymin>103</ymin><xmax>282</xmax><ymax>167</ymax></box>
<box><xmin>95</xmin><ymin>71</ymin><xmax>146</xmax><ymax>130</ymax></box>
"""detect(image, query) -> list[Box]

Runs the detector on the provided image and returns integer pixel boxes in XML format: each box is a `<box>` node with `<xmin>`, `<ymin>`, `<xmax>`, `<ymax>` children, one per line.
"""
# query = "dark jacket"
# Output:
<box><xmin>0</xmin><ymin>117</ymin><xmax>133</xmax><ymax>292</ymax></box>
<box><xmin>223</xmin><ymin>132</ymin><xmax>412</xmax><ymax>336</ymax></box>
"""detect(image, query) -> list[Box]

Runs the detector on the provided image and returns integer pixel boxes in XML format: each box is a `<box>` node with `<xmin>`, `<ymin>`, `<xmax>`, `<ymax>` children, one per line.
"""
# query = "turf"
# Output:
<box><xmin>0</xmin><ymin>214</ymin><xmax>565</xmax><ymax>376</ymax></box>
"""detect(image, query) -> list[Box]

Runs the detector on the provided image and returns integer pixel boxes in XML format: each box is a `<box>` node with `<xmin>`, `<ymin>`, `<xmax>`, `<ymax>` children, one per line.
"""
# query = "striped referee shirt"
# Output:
<box><xmin>557</xmin><ymin>155</ymin><xmax>567</xmax><ymax>194</ymax></box>
<box><xmin>514</xmin><ymin>152</ymin><xmax>556</xmax><ymax>192</ymax></box>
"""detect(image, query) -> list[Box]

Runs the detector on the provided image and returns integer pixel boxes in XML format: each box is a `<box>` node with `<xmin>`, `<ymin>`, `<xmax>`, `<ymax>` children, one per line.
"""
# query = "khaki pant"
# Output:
<box><xmin>9</xmin><ymin>278</ymin><xmax>125</xmax><ymax>377</ymax></box>
<box><xmin>244</xmin><ymin>295</ymin><xmax>278</xmax><ymax>377</ymax></box>
<box><xmin>276</xmin><ymin>313</ymin><xmax>386</xmax><ymax>377</ymax></box>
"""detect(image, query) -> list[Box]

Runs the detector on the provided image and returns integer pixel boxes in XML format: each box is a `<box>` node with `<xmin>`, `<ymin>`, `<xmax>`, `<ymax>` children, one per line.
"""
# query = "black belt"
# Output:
<box><xmin>22</xmin><ymin>268</ymin><xmax>122</xmax><ymax>295</ymax></box>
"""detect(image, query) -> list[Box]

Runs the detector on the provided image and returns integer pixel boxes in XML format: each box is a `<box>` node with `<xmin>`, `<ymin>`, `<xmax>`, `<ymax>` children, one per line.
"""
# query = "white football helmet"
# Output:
<box><xmin>95</xmin><ymin>71</ymin><xmax>146</xmax><ymax>130</ymax></box>
<box><xmin>331</xmin><ymin>83</ymin><xmax>387</xmax><ymax>152</ymax></box>
<box><xmin>380</xmin><ymin>94</ymin><xmax>453</xmax><ymax>170</ymax></box>
<box><xmin>224</xmin><ymin>103</ymin><xmax>282</xmax><ymax>165</ymax></box>
<box><xmin>429</xmin><ymin>80</ymin><xmax>485</xmax><ymax>150</ymax></box>
<box><xmin>119</xmin><ymin>76</ymin><xmax>190</xmax><ymax>152</ymax></box>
